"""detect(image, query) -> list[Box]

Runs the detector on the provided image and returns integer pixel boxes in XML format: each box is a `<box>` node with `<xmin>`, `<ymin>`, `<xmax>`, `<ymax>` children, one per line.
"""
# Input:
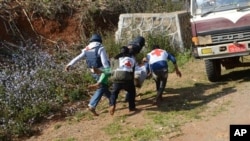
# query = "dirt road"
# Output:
<box><xmin>172</xmin><ymin>81</ymin><xmax>250</xmax><ymax>141</ymax></box>
<box><xmin>26</xmin><ymin>59</ymin><xmax>250</xmax><ymax>141</ymax></box>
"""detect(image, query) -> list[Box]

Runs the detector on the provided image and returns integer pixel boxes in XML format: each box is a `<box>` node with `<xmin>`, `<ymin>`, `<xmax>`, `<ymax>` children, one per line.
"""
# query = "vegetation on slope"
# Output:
<box><xmin>0</xmin><ymin>0</ymin><xmax>190</xmax><ymax>140</ymax></box>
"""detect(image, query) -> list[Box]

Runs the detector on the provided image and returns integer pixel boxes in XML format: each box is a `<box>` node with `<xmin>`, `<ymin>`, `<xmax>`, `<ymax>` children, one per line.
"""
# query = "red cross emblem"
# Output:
<box><xmin>151</xmin><ymin>49</ymin><xmax>163</xmax><ymax>56</ymax></box>
<box><xmin>124</xmin><ymin>60</ymin><xmax>132</xmax><ymax>67</ymax></box>
<box><xmin>85</xmin><ymin>46</ymin><xmax>90</xmax><ymax>50</ymax></box>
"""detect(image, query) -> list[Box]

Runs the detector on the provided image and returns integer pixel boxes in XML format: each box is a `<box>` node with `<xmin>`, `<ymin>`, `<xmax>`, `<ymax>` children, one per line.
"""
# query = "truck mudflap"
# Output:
<box><xmin>195</xmin><ymin>41</ymin><xmax>250</xmax><ymax>60</ymax></box>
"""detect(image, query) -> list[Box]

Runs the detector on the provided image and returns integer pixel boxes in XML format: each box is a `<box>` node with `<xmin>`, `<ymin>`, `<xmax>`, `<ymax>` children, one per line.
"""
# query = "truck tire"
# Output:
<box><xmin>205</xmin><ymin>59</ymin><xmax>221</xmax><ymax>82</ymax></box>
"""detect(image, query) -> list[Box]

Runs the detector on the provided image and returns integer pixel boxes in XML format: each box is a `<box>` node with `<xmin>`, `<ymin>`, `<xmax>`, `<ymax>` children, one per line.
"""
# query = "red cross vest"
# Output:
<box><xmin>117</xmin><ymin>56</ymin><xmax>135</xmax><ymax>72</ymax></box>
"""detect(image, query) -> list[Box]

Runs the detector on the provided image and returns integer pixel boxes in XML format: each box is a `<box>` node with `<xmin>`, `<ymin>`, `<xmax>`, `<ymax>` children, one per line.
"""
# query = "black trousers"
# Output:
<box><xmin>110</xmin><ymin>80</ymin><xmax>136</xmax><ymax>110</ymax></box>
<box><xmin>152</xmin><ymin>69</ymin><xmax>168</xmax><ymax>100</ymax></box>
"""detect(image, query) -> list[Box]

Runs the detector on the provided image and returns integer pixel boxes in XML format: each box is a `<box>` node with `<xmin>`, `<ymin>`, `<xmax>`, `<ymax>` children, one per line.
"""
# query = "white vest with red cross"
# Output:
<box><xmin>148</xmin><ymin>49</ymin><xmax>168</xmax><ymax>64</ymax></box>
<box><xmin>147</xmin><ymin>49</ymin><xmax>168</xmax><ymax>71</ymax></box>
<box><xmin>116</xmin><ymin>56</ymin><xmax>135</xmax><ymax>72</ymax></box>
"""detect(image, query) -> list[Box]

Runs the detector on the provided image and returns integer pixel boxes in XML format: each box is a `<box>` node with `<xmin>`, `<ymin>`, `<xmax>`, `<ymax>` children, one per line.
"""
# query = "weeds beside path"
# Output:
<box><xmin>26</xmin><ymin>59</ymin><xmax>250</xmax><ymax>141</ymax></box>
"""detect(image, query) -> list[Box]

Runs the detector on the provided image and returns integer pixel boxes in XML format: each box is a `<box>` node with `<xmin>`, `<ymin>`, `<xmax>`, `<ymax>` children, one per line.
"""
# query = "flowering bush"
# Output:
<box><xmin>0</xmin><ymin>45</ymin><xmax>92</xmax><ymax>139</ymax></box>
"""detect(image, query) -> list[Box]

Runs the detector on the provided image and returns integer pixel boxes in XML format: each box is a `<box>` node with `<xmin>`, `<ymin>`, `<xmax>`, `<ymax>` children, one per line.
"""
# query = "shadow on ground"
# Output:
<box><xmin>136</xmin><ymin>68</ymin><xmax>250</xmax><ymax>113</ymax></box>
<box><xmin>220</xmin><ymin>68</ymin><xmax>250</xmax><ymax>82</ymax></box>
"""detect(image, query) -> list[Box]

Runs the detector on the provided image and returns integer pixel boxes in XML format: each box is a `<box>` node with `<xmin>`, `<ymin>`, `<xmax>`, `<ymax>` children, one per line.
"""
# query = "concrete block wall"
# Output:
<box><xmin>115</xmin><ymin>11</ymin><xmax>192</xmax><ymax>51</ymax></box>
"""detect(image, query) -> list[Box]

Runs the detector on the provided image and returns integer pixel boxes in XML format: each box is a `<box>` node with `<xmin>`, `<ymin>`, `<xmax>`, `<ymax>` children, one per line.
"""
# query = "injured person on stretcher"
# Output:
<box><xmin>134</xmin><ymin>57</ymin><xmax>150</xmax><ymax>88</ymax></box>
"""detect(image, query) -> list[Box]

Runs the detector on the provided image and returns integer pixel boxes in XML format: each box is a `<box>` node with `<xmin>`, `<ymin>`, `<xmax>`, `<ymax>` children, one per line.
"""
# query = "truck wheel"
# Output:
<box><xmin>205</xmin><ymin>59</ymin><xmax>221</xmax><ymax>82</ymax></box>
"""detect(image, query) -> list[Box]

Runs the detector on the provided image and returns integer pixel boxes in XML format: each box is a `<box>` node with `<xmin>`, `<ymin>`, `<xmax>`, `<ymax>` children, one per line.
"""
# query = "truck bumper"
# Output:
<box><xmin>194</xmin><ymin>41</ymin><xmax>250</xmax><ymax>60</ymax></box>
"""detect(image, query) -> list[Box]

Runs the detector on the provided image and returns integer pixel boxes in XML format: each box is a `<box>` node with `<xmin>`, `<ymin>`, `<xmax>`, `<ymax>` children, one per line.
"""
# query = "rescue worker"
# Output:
<box><xmin>146</xmin><ymin>45</ymin><xmax>182</xmax><ymax>106</ymax></box>
<box><xmin>134</xmin><ymin>57</ymin><xmax>150</xmax><ymax>88</ymax></box>
<box><xmin>124</xmin><ymin>36</ymin><xmax>146</xmax><ymax>102</ymax></box>
<box><xmin>124</xmin><ymin>57</ymin><xmax>150</xmax><ymax>102</ymax></box>
<box><xmin>65</xmin><ymin>34</ymin><xmax>111</xmax><ymax>116</ymax></box>
<box><xmin>109</xmin><ymin>46</ymin><xmax>137</xmax><ymax>115</ymax></box>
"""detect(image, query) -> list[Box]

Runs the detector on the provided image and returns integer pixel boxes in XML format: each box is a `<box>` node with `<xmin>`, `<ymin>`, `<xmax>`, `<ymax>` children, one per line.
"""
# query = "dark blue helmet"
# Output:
<box><xmin>120</xmin><ymin>46</ymin><xmax>129</xmax><ymax>55</ymax></box>
<box><xmin>128</xmin><ymin>36</ymin><xmax>145</xmax><ymax>55</ymax></box>
<box><xmin>89</xmin><ymin>34</ymin><xmax>102</xmax><ymax>43</ymax></box>
<box><xmin>131</xmin><ymin>36</ymin><xmax>145</xmax><ymax>47</ymax></box>
<box><xmin>152</xmin><ymin>44</ymin><xmax>160</xmax><ymax>50</ymax></box>
<box><xmin>114</xmin><ymin>46</ymin><xmax>130</xmax><ymax>59</ymax></box>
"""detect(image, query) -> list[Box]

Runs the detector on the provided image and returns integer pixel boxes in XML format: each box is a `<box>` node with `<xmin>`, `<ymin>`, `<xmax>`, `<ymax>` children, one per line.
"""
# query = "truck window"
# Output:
<box><xmin>193</xmin><ymin>0</ymin><xmax>250</xmax><ymax>16</ymax></box>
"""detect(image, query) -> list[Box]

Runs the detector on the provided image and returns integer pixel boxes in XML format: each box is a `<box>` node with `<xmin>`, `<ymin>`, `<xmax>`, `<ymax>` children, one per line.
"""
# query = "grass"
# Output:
<box><xmin>2</xmin><ymin>0</ymin><xmax>248</xmax><ymax>140</ymax></box>
<box><xmin>58</xmin><ymin>54</ymin><xmax>243</xmax><ymax>141</ymax></box>
<box><xmin>12</xmin><ymin>56</ymin><xmax>248</xmax><ymax>140</ymax></box>
<box><xmin>103</xmin><ymin>116</ymin><xmax>162</xmax><ymax>141</ymax></box>
<box><xmin>54</xmin><ymin>124</ymin><xmax>62</xmax><ymax>130</ymax></box>
<box><xmin>103</xmin><ymin>122</ymin><xmax>122</xmax><ymax>135</ymax></box>
<box><xmin>54</xmin><ymin>138</ymin><xmax>77</xmax><ymax>141</ymax></box>
<box><xmin>210</xmin><ymin>100</ymin><xmax>232</xmax><ymax>117</ymax></box>
<box><xmin>94</xmin><ymin>54</ymin><xmax>193</xmax><ymax>140</ymax></box>
<box><xmin>100</xmin><ymin>95</ymin><xmax>207</xmax><ymax>141</ymax></box>
<box><xmin>130</xmin><ymin>126</ymin><xmax>161</xmax><ymax>140</ymax></box>
<box><xmin>97</xmin><ymin>56</ymin><xmax>244</xmax><ymax>141</ymax></box>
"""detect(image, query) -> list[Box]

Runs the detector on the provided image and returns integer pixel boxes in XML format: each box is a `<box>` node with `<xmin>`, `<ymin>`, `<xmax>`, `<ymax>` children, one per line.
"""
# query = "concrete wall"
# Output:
<box><xmin>115</xmin><ymin>11</ymin><xmax>192</xmax><ymax>51</ymax></box>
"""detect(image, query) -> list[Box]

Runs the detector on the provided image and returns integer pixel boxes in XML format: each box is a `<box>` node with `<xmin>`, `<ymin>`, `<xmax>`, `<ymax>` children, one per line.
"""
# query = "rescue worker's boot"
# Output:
<box><xmin>109</xmin><ymin>105</ymin><xmax>116</xmax><ymax>115</ymax></box>
<box><xmin>88</xmin><ymin>107</ymin><xmax>99</xmax><ymax>116</ymax></box>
